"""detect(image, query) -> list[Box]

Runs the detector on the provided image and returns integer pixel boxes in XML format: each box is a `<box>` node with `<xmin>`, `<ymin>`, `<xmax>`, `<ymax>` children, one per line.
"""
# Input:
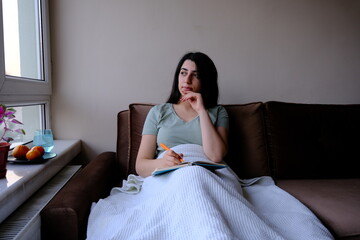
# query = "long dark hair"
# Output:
<box><xmin>166</xmin><ymin>52</ymin><xmax>219</xmax><ymax>109</ymax></box>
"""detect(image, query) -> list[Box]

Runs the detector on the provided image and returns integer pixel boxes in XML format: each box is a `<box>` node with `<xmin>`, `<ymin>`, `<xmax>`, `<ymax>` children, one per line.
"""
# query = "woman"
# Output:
<box><xmin>136</xmin><ymin>52</ymin><xmax>229</xmax><ymax>177</ymax></box>
<box><xmin>87</xmin><ymin>52</ymin><xmax>333</xmax><ymax>240</ymax></box>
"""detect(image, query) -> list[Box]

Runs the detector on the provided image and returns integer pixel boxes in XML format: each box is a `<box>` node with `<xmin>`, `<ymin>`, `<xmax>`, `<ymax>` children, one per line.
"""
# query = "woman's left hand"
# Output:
<box><xmin>180</xmin><ymin>92</ymin><xmax>205</xmax><ymax>113</ymax></box>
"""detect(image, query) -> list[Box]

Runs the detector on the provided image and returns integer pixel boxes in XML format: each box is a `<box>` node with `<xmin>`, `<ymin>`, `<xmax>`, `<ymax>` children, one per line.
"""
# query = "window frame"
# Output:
<box><xmin>0</xmin><ymin>0</ymin><xmax>51</xmax><ymax>130</ymax></box>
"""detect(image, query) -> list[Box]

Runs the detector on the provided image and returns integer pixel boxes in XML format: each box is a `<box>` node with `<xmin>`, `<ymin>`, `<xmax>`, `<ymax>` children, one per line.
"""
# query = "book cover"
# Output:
<box><xmin>151</xmin><ymin>161</ymin><xmax>228</xmax><ymax>176</ymax></box>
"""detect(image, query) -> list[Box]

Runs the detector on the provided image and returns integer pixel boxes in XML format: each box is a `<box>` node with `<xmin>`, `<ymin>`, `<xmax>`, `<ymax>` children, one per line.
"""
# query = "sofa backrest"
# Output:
<box><xmin>265</xmin><ymin>101</ymin><xmax>360</xmax><ymax>179</ymax></box>
<box><xmin>117</xmin><ymin>101</ymin><xmax>360</xmax><ymax>180</ymax></box>
<box><xmin>116</xmin><ymin>102</ymin><xmax>271</xmax><ymax>179</ymax></box>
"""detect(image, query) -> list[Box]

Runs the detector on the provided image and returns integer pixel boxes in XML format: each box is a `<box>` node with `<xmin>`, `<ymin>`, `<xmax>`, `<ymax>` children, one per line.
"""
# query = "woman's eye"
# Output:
<box><xmin>193</xmin><ymin>73</ymin><xmax>199</xmax><ymax>78</ymax></box>
<box><xmin>180</xmin><ymin>71</ymin><xmax>187</xmax><ymax>76</ymax></box>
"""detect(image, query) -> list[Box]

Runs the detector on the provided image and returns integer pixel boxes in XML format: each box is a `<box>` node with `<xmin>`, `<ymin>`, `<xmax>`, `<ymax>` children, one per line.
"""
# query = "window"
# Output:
<box><xmin>0</xmin><ymin>103</ymin><xmax>46</xmax><ymax>146</ymax></box>
<box><xmin>3</xmin><ymin>0</ymin><xmax>44</xmax><ymax>80</ymax></box>
<box><xmin>0</xmin><ymin>0</ymin><xmax>51</xmax><ymax>147</ymax></box>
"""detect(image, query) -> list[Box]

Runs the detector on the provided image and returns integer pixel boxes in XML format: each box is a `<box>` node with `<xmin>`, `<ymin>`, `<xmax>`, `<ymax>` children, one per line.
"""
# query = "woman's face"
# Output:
<box><xmin>178</xmin><ymin>60</ymin><xmax>201</xmax><ymax>96</ymax></box>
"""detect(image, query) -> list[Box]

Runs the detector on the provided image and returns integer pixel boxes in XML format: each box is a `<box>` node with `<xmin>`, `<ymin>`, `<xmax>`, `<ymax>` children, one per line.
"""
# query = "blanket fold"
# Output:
<box><xmin>111</xmin><ymin>174</ymin><xmax>144</xmax><ymax>194</ymax></box>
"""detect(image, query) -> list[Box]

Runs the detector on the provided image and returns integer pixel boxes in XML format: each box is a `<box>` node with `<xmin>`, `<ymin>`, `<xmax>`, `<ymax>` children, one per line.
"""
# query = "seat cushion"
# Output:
<box><xmin>277</xmin><ymin>179</ymin><xmax>360</xmax><ymax>239</ymax></box>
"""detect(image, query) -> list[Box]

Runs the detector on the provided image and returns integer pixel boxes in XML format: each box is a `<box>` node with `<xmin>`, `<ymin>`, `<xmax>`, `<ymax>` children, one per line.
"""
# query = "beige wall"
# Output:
<box><xmin>50</xmin><ymin>0</ymin><xmax>360</xmax><ymax>163</ymax></box>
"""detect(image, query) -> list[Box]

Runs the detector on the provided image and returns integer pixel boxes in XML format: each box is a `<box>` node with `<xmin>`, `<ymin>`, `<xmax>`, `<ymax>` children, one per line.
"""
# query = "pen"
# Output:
<box><xmin>159</xmin><ymin>143</ymin><xmax>184</xmax><ymax>163</ymax></box>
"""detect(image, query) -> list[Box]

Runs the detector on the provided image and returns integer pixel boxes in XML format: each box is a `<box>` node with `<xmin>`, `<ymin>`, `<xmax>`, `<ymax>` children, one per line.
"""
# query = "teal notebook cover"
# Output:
<box><xmin>152</xmin><ymin>161</ymin><xmax>228</xmax><ymax>176</ymax></box>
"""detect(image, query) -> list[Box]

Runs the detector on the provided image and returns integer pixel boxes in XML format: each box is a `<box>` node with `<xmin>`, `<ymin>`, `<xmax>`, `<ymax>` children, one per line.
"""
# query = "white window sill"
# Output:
<box><xmin>0</xmin><ymin>139</ymin><xmax>81</xmax><ymax>223</ymax></box>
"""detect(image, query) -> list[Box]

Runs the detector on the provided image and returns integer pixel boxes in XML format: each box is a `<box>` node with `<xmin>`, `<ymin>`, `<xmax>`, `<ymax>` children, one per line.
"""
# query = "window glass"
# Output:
<box><xmin>0</xmin><ymin>0</ymin><xmax>51</xmax><ymax>149</ymax></box>
<box><xmin>0</xmin><ymin>104</ymin><xmax>44</xmax><ymax>147</ymax></box>
<box><xmin>2</xmin><ymin>0</ymin><xmax>43</xmax><ymax>80</ymax></box>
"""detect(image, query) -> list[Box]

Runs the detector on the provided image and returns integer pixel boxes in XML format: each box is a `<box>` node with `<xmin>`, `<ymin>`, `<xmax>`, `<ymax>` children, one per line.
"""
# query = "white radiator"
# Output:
<box><xmin>0</xmin><ymin>166</ymin><xmax>81</xmax><ymax>240</ymax></box>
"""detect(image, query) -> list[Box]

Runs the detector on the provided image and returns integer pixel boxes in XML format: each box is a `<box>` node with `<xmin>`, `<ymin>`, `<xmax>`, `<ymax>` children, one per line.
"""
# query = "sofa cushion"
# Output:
<box><xmin>277</xmin><ymin>179</ymin><xmax>360</xmax><ymax>239</ymax></box>
<box><xmin>266</xmin><ymin>101</ymin><xmax>360</xmax><ymax>179</ymax></box>
<box><xmin>224</xmin><ymin>103</ymin><xmax>271</xmax><ymax>178</ymax></box>
<box><xmin>128</xmin><ymin>103</ymin><xmax>156</xmax><ymax>174</ymax></box>
<box><xmin>117</xmin><ymin>110</ymin><xmax>131</xmax><ymax>178</ymax></box>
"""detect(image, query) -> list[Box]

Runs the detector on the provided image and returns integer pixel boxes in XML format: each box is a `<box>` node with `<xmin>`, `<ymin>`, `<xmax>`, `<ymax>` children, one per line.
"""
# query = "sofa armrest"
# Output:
<box><xmin>41</xmin><ymin>151</ymin><xmax>120</xmax><ymax>240</ymax></box>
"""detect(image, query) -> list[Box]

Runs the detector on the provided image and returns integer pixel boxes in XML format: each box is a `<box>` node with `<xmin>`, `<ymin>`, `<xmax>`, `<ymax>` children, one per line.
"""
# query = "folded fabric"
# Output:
<box><xmin>110</xmin><ymin>174</ymin><xmax>144</xmax><ymax>194</ymax></box>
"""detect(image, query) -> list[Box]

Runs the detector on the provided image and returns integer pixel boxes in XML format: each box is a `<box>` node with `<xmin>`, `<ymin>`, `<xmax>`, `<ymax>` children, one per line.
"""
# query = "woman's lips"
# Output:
<box><xmin>182</xmin><ymin>87</ymin><xmax>193</xmax><ymax>92</ymax></box>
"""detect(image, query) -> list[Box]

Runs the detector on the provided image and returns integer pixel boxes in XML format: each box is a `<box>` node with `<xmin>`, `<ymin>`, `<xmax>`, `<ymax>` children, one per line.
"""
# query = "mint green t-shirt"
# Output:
<box><xmin>142</xmin><ymin>103</ymin><xmax>229</xmax><ymax>156</ymax></box>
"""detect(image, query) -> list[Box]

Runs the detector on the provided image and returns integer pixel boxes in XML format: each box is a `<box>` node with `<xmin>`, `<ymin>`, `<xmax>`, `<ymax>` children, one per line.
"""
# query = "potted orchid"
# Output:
<box><xmin>0</xmin><ymin>104</ymin><xmax>26</xmax><ymax>178</ymax></box>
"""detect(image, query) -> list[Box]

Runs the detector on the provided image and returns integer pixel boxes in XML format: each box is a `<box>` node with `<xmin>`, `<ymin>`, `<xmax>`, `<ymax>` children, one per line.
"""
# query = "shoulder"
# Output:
<box><xmin>150</xmin><ymin>103</ymin><xmax>172</xmax><ymax>114</ymax></box>
<box><xmin>208</xmin><ymin>105</ymin><xmax>228</xmax><ymax>116</ymax></box>
<box><xmin>207</xmin><ymin>105</ymin><xmax>229</xmax><ymax>128</ymax></box>
<box><xmin>147</xmin><ymin>103</ymin><xmax>172</xmax><ymax>119</ymax></box>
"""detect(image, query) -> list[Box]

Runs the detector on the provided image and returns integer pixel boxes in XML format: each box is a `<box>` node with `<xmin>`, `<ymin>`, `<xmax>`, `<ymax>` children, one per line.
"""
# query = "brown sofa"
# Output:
<box><xmin>41</xmin><ymin>101</ymin><xmax>360</xmax><ymax>240</ymax></box>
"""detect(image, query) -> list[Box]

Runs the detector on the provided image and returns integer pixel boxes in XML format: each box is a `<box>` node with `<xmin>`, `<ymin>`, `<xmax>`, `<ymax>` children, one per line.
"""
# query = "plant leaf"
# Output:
<box><xmin>11</xmin><ymin>119</ymin><xmax>23</xmax><ymax>125</ymax></box>
<box><xmin>2</xmin><ymin>137</ymin><xmax>14</xmax><ymax>142</ymax></box>
<box><xmin>5</xmin><ymin>111</ymin><xmax>15</xmax><ymax>117</ymax></box>
<box><xmin>0</xmin><ymin>105</ymin><xmax>5</xmax><ymax>115</ymax></box>
<box><xmin>6</xmin><ymin>114</ymin><xmax>15</xmax><ymax>119</ymax></box>
<box><xmin>15</xmin><ymin>129</ymin><xmax>26</xmax><ymax>135</ymax></box>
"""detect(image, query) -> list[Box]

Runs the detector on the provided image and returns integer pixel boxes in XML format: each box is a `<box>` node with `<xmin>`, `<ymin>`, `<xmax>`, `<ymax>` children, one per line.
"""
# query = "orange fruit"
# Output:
<box><xmin>31</xmin><ymin>146</ymin><xmax>45</xmax><ymax>156</ymax></box>
<box><xmin>26</xmin><ymin>149</ymin><xmax>42</xmax><ymax>161</ymax></box>
<box><xmin>12</xmin><ymin>145</ymin><xmax>30</xmax><ymax>159</ymax></box>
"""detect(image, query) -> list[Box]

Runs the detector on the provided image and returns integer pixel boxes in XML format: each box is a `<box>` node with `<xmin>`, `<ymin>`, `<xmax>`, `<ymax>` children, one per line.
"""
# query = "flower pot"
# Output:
<box><xmin>0</xmin><ymin>142</ymin><xmax>11</xmax><ymax>178</ymax></box>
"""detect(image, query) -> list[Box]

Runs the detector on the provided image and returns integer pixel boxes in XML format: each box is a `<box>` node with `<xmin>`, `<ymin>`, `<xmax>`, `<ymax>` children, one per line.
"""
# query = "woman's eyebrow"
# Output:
<box><xmin>181</xmin><ymin>67</ymin><xmax>197</xmax><ymax>72</ymax></box>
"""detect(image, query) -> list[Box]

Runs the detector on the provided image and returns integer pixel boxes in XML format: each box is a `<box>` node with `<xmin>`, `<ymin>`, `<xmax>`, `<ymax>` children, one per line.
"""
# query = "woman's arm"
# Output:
<box><xmin>135</xmin><ymin>135</ymin><xmax>183</xmax><ymax>177</ymax></box>
<box><xmin>181</xmin><ymin>92</ymin><xmax>228</xmax><ymax>162</ymax></box>
<box><xmin>198</xmin><ymin>110</ymin><xmax>228</xmax><ymax>162</ymax></box>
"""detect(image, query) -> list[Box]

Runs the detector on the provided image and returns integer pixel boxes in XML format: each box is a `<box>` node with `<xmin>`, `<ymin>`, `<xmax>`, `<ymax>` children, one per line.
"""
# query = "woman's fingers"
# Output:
<box><xmin>180</xmin><ymin>92</ymin><xmax>198</xmax><ymax>102</ymax></box>
<box><xmin>164</xmin><ymin>150</ymin><xmax>182</xmax><ymax>165</ymax></box>
<box><xmin>180</xmin><ymin>92</ymin><xmax>205</xmax><ymax>113</ymax></box>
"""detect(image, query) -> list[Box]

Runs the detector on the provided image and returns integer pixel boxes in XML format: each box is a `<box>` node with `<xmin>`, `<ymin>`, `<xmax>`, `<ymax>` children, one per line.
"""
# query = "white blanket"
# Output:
<box><xmin>87</xmin><ymin>144</ymin><xmax>333</xmax><ymax>240</ymax></box>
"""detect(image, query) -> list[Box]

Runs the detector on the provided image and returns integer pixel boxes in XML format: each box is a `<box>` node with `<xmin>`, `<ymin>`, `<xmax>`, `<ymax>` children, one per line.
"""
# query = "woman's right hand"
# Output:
<box><xmin>136</xmin><ymin>135</ymin><xmax>183</xmax><ymax>177</ymax></box>
<box><xmin>159</xmin><ymin>150</ymin><xmax>183</xmax><ymax>168</ymax></box>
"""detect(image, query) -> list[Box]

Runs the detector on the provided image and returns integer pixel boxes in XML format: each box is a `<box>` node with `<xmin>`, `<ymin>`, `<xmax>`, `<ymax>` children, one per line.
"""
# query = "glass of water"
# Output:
<box><xmin>33</xmin><ymin>129</ymin><xmax>54</xmax><ymax>153</ymax></box>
